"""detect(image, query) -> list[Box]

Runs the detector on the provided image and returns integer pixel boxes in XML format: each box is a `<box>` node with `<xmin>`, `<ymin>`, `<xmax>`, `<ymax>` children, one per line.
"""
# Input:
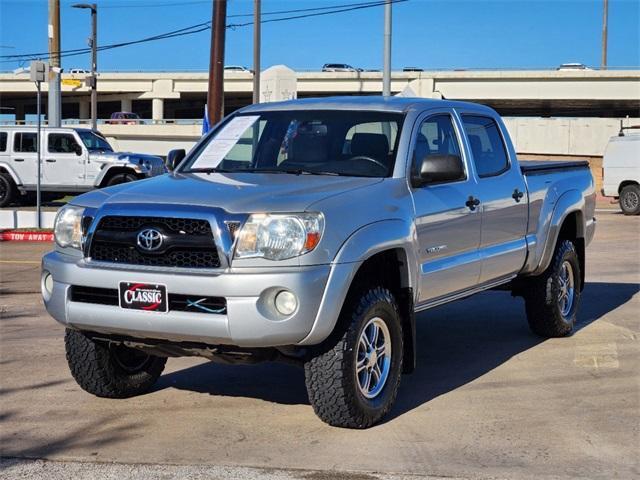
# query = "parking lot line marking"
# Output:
<box><xmin>0</xmin><ymin>260</ymin><xmax>41</xmax><ymax>265</ymax></box>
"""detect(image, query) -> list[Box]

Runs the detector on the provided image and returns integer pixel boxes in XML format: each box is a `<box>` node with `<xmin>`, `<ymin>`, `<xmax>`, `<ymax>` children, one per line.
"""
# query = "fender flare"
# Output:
<box><xmin>94</xmin><ymin>164</ymin><xmax>140</xmax><ymax>187</ymax></box>
<box><xmin>299</xmin><ymin>219</ymin><xmax>418</xmax><ymax>367</ymax></box>
<box><xmin>0</xmin><ymin>164</ymin><xmax>21</xmax><ymax>186</ymax></box>
<box><xmin>532</xmin><ymin>189</ymin><xmax>585</xmax><ymax>276</ymax></box>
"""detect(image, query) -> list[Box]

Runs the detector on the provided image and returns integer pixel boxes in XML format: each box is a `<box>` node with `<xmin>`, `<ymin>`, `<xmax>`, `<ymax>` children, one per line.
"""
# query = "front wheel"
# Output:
<box><xmin>304</xmin><ymin>286</ymin><xmax>403</xmax><ymax>428</ymax></box>
<box><xmin>65</xmin><ymin>329</ymin><xmax>166</xmax><ymax>398</ymax></box>
<box><xmin>523</xmin><ymin>240</ymin><xmax>581</xmax><ymax>337</ymax></box>
<box><xmin>105</xmin><ymin>172</ymin><xmax>138</xmax><ymax>187</ymax></box>
<box><xmin>619</xmin><ymin>184</ymin><xmax>640</xmax><ymax>215</ymax></box>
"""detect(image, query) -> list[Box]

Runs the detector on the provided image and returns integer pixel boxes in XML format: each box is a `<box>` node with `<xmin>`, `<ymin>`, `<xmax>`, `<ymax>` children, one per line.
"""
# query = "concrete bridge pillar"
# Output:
<box><xmin>260</xmin><ymin>65</ymin><xmax>297</xmax><ymax>103</ymax></box>
<box><xmin>121</xmin><ymin>98</ymin><xmax>132</xmax><ymax>112</ymax></box>
<box><xmin>78</xmin><ymin>100</ymin><xmax>90</xmax><ymax>120</ymax></box>
<box><xmin>152</xmin><ymin>98</ymin><xmax>164</xmax><ymax>121</ymax></box>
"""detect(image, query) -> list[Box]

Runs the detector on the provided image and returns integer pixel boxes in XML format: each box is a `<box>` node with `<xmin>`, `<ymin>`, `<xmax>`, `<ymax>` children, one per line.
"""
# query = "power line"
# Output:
<box><xmin>1</xmin><ymin>0</ymin><xmax>408</xmax><ymax>63</ymax></box>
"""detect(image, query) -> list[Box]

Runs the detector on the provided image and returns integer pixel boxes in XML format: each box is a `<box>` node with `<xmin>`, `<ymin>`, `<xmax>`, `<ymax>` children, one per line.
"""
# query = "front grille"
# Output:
<box><xmin>70</xmin><ymin>286</ymin><xmax>227</xmax><ymax>315</ymax></box>
<box><xmin>88</xmin><ymin>216</ymin><xmax>220</xmax><ymax>269</ymax></box>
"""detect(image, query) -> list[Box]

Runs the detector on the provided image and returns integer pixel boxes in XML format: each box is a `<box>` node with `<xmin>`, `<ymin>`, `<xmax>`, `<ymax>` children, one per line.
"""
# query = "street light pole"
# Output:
<box><xmin>601</xmin><ymin>0</ymin><xmax>608</xmax><ymax>70</ymax></box>
<box><xmin>252</xmin><ymin>0</ymin><xmax>261</xmax><ymax>104</ymax></box>
<box><xmin>382</xmin><ymin>0</ymin><xmax>392</xmax><ymax>96</ymax></box>
<box><xmin>73</xmin><ymin>3</ymin><xmax>98</xmax><ymax>130</ymax></box>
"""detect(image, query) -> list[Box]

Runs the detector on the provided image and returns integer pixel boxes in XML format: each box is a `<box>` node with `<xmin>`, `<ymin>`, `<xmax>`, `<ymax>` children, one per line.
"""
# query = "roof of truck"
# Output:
<box><xmin>0</xmin><ymin>126</ymin><xmax>95</xmax><ymax>133</ymax></box>
<box><xmin>241</xmin><ymin>95</ymin><xmax>496</xmax><ymax>114</ymax></box>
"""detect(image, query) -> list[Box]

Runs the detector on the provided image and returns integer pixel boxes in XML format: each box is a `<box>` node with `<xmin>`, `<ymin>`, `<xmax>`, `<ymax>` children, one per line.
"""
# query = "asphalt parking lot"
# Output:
<box><xmin>0</xmin><ymin>210</ymin><xmax>638</xmax><ymax>480</ymax></box>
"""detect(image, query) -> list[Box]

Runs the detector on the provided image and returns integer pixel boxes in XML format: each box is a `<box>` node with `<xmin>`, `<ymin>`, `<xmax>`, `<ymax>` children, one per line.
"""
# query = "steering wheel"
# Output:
<box><xmin>348</xmin><ymin>155</ymin><xmax>388</xmax><ymax>172</ymax></box>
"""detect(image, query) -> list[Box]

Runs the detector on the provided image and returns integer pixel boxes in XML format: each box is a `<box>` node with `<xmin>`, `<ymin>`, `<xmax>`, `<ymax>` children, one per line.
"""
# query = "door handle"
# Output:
<box><xmin>465</xmin><ymin>196</ymin><xmax>481</xmax><ymax>211</ymax></box>
<box><xmin>46</xmin><ymin>159</ymin><xmax>57</xmax><ymax>163</ymax></box>
<box><xmin>512</xmin><ymin>188</ymin><xmax>524</xmax><ymax>202</ymax></box>
<box><xmin>14</xmin><ymin>158</ymin><xmax>24</xmax><ymax>162</ymax></box>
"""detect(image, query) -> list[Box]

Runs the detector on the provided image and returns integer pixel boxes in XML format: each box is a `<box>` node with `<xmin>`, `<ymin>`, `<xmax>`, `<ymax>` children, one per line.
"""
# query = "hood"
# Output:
<box><xmin>73</xmin><ymin>172</ymin><xmax>382</xmax><ymax>213</ymax></box>
<box><xmin>91</xmin><ymin>151</ymin><xmax>164</xmax><ymax>163</ymax></box>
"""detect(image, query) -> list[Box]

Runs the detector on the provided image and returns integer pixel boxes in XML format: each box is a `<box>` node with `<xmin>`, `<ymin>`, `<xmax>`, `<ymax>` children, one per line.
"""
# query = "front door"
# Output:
<box><xmin>411</xmin><ymin>112</ymin><xmax>482</xmax><ymax>304</ymax></box>
<box><xmin>459</xmin><ymin>113</ymin><xmax>528</xmax><ymax>283</ymax></box>
<box><xmin>44</xmin><ymin>132</ymin><xmax>86</xmax><ymax>186</ymax></box>
<box><xmin>10</xmin><ymin>131</ymin><xmax>39</xmax><ymax>186</ymax></box>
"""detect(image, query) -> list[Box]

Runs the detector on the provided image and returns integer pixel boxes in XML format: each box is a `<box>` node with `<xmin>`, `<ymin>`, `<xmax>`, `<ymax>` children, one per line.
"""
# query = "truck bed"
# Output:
<box><xmin>520</xmin><ymin>160</ymin><xmax>590</xmax><ymax>174</ymax></box>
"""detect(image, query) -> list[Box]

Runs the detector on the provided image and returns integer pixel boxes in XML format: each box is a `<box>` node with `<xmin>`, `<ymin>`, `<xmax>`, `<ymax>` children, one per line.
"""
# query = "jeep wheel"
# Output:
<box><xmin>304</xmin><ymin>286</ymin><xmax>403</xmax><ymax>428</ymax></box>
<box><xmin>523</xmin><ymin>240</ymin><xmax>581</xmax><ymax>337</ymax></box>
<box><xmin>0</xmin><ymin>172</ymin><xmax>16</xmax><ymax>208</ymax></box>
<box><xmin>65</xmin><ymin>329</ymin><xmax>166</xmax><ymax>398</ymax></box>
<box><xmin>619</xmin><ymin>184</ymin><xmax>640</xmax><ymax>215</ymax></box>
<box><xmin>106</xmin><ymin>172</ymin><xmax>137</xmax><ymax>187</ymax></box>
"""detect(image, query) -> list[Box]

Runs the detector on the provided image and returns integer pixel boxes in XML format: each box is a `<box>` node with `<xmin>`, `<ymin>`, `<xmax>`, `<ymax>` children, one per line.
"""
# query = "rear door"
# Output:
<box><xmin>410</xmin><ymin>110</ymin><xmax>482</xmax><ymax>304</ymax></box>
<box><xmin>10</xmin><ymin>131</ymin><xmax>38</xmax><ymax>185</ymax></box>
<box><xmin>44</xmin><ymin>131</ymin><xmax>86</xmax><ymax>186</ymax></box>
<box><xmin>459</xmin><ymin>113</ymin><xmax>528</xmax><ymax>283</ymax></box>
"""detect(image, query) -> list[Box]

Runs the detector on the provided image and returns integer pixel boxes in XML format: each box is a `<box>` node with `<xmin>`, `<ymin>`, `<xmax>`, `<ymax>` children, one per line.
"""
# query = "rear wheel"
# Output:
<box><xmin>619</xmin><ymin>184</ymin><xmax>640</xmax><ymax>215</ymax></box>
<box><xmin>523</xmin><ymin>240</ymin><xmax>581</xmax><ymax>337</ymax></box>
<box><xmin>105</xmin><ymin>172</ymin><xmax>138</xmax><ymax>187</ymax></box>
<box><xmin>65</xmin><ymin>329</ymin><xmax>166</xmax><ymax>398</ymax></box>
<box><xmin>304</xmin><ymin>286</ymin><xmax>403</xmax><ymax>428</ymax></box>
<box><xmin>0</xmin><ymin>172</ymin><xmax>16</xmax><ymax>208</ymax></box>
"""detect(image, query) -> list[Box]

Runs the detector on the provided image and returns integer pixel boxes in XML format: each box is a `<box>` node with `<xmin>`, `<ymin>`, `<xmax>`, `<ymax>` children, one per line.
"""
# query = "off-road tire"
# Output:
<box><xmin>523</xmin><ymin>240</ymin><xmax>581</xmax><ymax>337</ymax></box>
<box><xmin>304</xmin><ymin>286</ymin><xmax>403</xmax><ymax>429</ymax></box>
<box><xmin>105</xmin><ymin>172</ymin><xmax>138</xmax><ymax>187</ymax></box>
<box><xmin>65</xmin><ymin>329</ymin><xmax>167</xmax><ymax>398</ymax></box>
<box><xmin>619</xmin><ymin>184</ymin><xmax>640</xmax><ymax>215</ymax></box>
<box><xmin>0</xmin><ymin>172</ymin><xmax>16</xmax><ymax>208</ymax></box>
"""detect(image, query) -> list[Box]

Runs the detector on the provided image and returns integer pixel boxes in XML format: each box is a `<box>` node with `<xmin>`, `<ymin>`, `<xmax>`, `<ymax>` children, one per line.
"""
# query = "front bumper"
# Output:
<box><xmin>42</xmin><ymin>251</ymin><xmax>347</xmax><ymax>347</ymax></box>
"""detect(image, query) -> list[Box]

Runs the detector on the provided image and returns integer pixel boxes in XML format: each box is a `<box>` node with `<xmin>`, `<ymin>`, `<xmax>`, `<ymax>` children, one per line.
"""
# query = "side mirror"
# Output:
<box><xmin>74</xmin><ymin>144</ymin><xmax>83</xmax><ymax>156</ymax></box>
<box><xmin>411</xmin><ymin>154</ymin><xmax>464</xmax><ymax>187</ymax></box>
<box><xmin>166</xmin><ymin>149</ymin><xmax>186</xmax><ymax>171</ymax></box>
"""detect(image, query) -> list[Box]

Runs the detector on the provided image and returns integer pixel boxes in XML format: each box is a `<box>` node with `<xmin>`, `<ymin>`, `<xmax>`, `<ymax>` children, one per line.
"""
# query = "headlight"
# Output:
<box><xmin>54</xmin><ymin>205</ymin><xmax>85</xmax><ymax>249</ymax></box>
<box><xmin>234</xmin><ymin>213</ymin><xmax>324</xmax><ymax>261</ymax></box>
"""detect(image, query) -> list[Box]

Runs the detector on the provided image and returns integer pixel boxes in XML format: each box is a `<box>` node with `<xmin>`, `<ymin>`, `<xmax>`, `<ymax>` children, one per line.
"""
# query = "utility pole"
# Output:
<box><xmin>601</xmin><ymin>0</ymin><xmax>608</xmax><ymax>70</ymax></box>
<box><xmin>252</xmin><ymin>0</ymin><xmax>261</xmax><ymax>104</ymax></box>
<box><xmin>72</xmin><ymin>3</ymin><xmax>98</xmax><ymax>130</ymax></box>
<box><xmin>48</xmin><ymin>0</ymin><xmax>61</xmax><ymax>127</ymax></box>
<box><xmin>31</xmin><ymin>61</ymin><xmax>48</xmax><ymax>228</ymax></box>
<box><xmin>208</xmin><ymin>0</ymin><xmax>227</xmax><ymax>125</ymax></box>
<box><xmin>382</xmin><ymin>0</ymin><xmax>392</xmax><ymax>96</ymax></box>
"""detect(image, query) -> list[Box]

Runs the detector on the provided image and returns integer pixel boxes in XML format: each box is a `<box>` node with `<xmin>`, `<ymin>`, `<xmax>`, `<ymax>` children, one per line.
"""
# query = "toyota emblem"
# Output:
<box><xmin>136</xmin><ymin>228</ymin><xmax>163</xmax><ymax>252</ymax></box>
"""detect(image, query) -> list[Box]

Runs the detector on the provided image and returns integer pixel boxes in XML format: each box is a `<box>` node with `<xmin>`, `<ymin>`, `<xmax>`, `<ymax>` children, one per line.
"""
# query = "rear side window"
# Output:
<box><xmin>462</xmin><ymin>115</ymin><xmax>509</xmax><ymax>177</ymax></box>
<box><xmin>48</xmin><ymin>133</ymin><xmax>80</xmax><ymax>153</ymax></box>
<box><xmin>13</xmin><ymin>132</ymin><xmax>37</xmax><ymax>153</ymax></box>
<box><xmin>0</xmin><ymin>132</ymin><xmax>7</xmax><ymax>152</ymax></box>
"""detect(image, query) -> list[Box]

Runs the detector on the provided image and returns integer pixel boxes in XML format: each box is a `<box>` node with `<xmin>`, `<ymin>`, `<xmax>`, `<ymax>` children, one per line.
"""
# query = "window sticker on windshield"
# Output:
<box><xmin>192</xmin><ymin>115</ymin><xmax>260</xmax><ymax>168</ymax></box>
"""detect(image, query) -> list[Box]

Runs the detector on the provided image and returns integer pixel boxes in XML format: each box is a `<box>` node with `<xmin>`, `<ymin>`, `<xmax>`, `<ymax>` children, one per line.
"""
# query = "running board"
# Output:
<box><xmin>414</xmin><ymin>275</ymin><xmax>516</xmax><ymax>312</ymax></box>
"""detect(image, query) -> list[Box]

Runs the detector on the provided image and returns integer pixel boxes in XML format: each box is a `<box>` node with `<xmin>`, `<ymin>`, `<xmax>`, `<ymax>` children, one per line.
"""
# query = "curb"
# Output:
<box><xmin>0</xmin><ymin>230</ymin><xmax>54</xmax><ymax>242</ymax></box>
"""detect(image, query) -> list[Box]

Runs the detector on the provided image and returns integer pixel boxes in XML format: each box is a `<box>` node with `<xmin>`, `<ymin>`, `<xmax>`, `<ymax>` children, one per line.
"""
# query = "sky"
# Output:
<box><xmin>0</xmin><ymin>0</ymin><xmax>639</xmax><ymax>72</ymax></box>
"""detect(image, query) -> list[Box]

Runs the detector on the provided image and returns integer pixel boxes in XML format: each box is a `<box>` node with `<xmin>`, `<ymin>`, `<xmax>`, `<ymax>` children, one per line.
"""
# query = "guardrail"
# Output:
<box><xmin>0</xmin><ymin>119</ymin><xmax>203</xmax><ymax>126</ymax></box>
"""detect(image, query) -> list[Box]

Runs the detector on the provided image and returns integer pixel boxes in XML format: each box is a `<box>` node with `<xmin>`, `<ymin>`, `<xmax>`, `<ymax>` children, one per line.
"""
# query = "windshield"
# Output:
<box><xmin>77</xmin><ymin>130</ymin><xmax>113</xmax><ymax>152</ymax></box>
<box><xmin>182</xmin><ymin>110</ymin><xmax>404</xmax><ymax>177</ymax></box>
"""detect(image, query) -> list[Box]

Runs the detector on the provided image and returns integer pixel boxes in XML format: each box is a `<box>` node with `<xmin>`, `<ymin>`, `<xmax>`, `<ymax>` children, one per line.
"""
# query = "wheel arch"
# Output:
<box><xmin>0</xmin><ymin>164</ymin><xmax>21</xmax><ymax>185</ymax></box>
<box><xmin>618</xmin><ymin>180</ymin><xmax>639</xmax><ymax>194</ymax></box>
<box><xmin>96</xmin><ymin>166</ymin><xmax>140</xmax><ymax>187</ymax></box>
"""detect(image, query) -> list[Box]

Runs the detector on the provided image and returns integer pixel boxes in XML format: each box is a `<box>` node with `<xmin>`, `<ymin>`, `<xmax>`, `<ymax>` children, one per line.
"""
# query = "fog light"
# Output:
<box><xmin>274</xmin><ymin>290</ymin><xmax>297</xmax><ymax>316</ymax></box>
<box><xmin>42</xmin><ymin>271</ymin><xmax>53</xmax><ymax>301</ymax></box>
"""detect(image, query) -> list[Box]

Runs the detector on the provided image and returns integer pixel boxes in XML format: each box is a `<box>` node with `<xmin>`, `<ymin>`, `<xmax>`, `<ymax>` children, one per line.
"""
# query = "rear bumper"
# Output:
<box><xmin>42</xmin><ymin>251</ymin><xmax>343</xmax><ymax>347</ymax></box>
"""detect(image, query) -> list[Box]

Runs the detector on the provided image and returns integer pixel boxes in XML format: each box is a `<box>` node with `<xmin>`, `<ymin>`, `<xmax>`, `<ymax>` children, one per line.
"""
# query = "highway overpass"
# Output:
<box><xmin>1</xmin><ymin>67</ymin><xmax>639</xmax><ymax>120</ymax></box>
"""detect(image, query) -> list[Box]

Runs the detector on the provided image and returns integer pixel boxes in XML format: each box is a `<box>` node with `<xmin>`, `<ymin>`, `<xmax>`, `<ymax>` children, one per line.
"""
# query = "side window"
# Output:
<box><xmin>462</xmin><ymin>115</ymin><xmax>509</xmax><ymax>177</ymax></box>
<box><xmin>0</xmin><ymin>132</ymin><xmax>7</xmax><ymax>152</ymax></box>
<box><xmin>13</xmin><ymin>132</ymin><xmax>37</xmax><ymax>153</ymax></box>
<box><xmin>413</xmin><ymin>114</ymin><xmax>463</xmax><ymax>179</ymax></box>
<box><xmin>48</xmin><ymin>133</ymin><xmax>81</xmax><ymax>154</ymax></box>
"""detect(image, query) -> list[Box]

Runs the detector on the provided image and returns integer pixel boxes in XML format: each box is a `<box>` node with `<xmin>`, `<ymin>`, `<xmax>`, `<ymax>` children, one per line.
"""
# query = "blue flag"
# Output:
<box><xmin>202</xmin><ymin>104</ymin><xmax>210</xmax><ymax>135</ymax></box>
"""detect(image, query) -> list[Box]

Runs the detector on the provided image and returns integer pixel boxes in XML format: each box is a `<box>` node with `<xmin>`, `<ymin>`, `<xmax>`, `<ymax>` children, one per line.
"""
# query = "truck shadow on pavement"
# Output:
<box><xmin>155</xmin><ymin>281</ymin><xmax>638</xmax><ymax>417</ymax></box>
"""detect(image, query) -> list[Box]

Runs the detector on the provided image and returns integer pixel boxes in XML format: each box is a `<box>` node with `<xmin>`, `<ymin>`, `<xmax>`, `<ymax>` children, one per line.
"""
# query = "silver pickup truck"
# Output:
<box><xmin>42</xmin><ymin>97</ymin><xmax>596</xmax><ymax>428</ymax></box>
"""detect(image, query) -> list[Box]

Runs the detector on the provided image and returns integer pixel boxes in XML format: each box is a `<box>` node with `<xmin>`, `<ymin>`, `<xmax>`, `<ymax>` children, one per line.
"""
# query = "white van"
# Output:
<box><xmin>602</xmin><ymin>128</ymin><xmax>640</xmax><ymax>215</ymax></box>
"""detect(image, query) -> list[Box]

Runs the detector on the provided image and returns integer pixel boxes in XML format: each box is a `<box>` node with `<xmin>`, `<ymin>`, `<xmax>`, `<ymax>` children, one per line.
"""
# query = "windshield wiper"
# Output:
<box><xmin>187</xmin><ymin>167</ymin><xmax>235</xmax><ymax>174</ymax></box>
<box><xmin>242</xmin><ymin>168</ymin><xmax>340</xmax><ymax>176</ymax></box>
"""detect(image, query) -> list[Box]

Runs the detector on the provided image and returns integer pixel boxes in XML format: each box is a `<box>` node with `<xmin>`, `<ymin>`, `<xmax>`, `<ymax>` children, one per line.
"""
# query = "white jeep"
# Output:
<box><xmin>0</xmin><ymin>126</ymin><xmax>166</xmax><ymax>207</ymax></box>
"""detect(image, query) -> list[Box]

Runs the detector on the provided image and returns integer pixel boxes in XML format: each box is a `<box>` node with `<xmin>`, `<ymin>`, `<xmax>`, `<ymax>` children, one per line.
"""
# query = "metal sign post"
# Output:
<box><xmin>30</xmin><ymin>61</ymin><xmax>48</xmax><ymax>229</ymax></box>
